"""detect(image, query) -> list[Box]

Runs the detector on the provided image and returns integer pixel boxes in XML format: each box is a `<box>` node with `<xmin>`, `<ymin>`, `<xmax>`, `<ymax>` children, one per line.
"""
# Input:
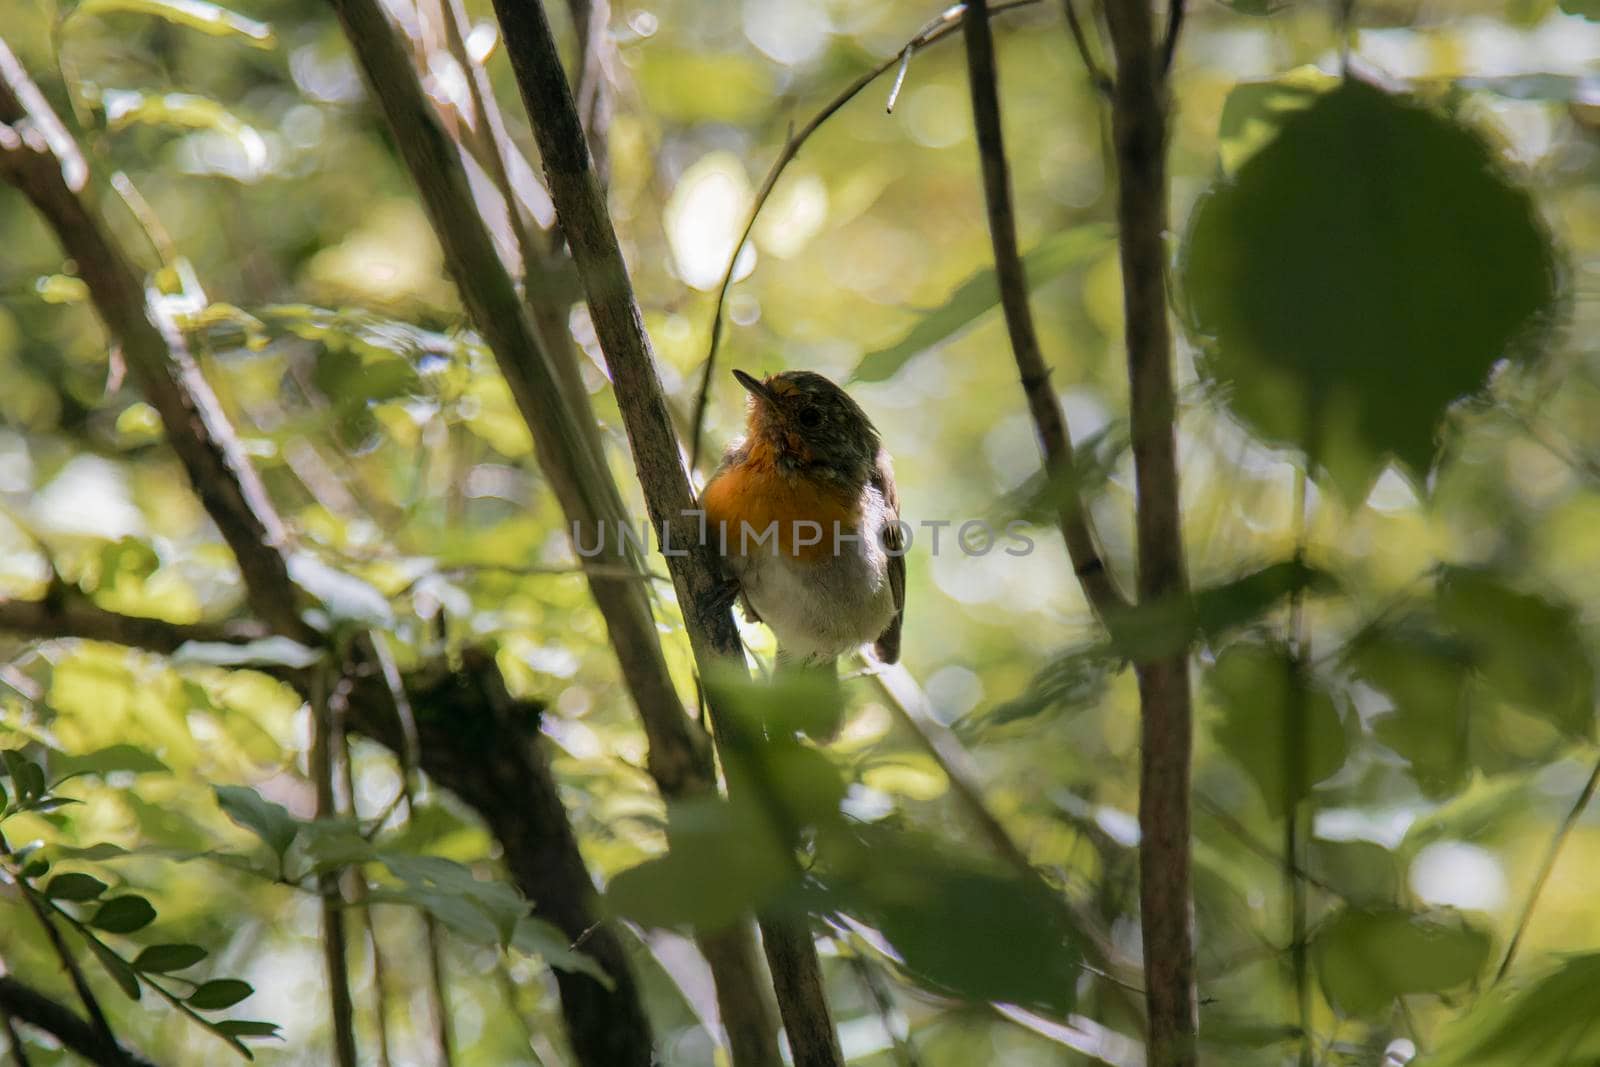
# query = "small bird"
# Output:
<box><xmin>701</xmin><ymin>369</ymin><xmax>904</xmax><ymax>667</ymax></box>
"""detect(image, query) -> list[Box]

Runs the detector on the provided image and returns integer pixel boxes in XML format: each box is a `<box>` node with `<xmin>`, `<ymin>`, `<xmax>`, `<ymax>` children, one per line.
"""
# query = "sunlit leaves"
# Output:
<box><xmin>1207</xmin><ymin>642</ymin><xmax>1348</xmax><ymax>815</ymax></box>
<box><xmin>288</xmin><ymin>552</ymin><xmax>395</xmax><ymax>629</ymax></box>
<box><xmin>851</xmin><ymin>224</ymin><xmax>1114</xmax><ymax>383</ymax></box>
<box><xmin>71</xmin><ymin>0</ymin><xmax>275</xmax><ymax>47</ymax></box>
<box><xmin>1312</xmin><ymin>907</ymin><xmax>1491</xmax><ymax>1018</ymax></box>
<box><xmin>1351</xmin><ymin>623</ymin><xmax>1473</xmax><ymax>798</ymax></box>
<box><xmin>1183</xmin><ymin>76</ymin><xmax>1559</xmax><ymax>496</ymax></box>
<box><xmin>99</xmin><ymin>90</ymin><xmax>268</xmax><ymax>180</ymax></box>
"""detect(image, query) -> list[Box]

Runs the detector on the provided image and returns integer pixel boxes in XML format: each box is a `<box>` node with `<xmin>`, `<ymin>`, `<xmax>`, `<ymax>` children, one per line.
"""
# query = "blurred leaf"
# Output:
<box><xmin>187</xmin><ymin>978</ymin><xmax>254</xmax><ymax>1010</ymax></box>
<box><xmin>1402</xmin><ymin>772</ymin><xmax>1537</xmax><ymax>855</ymax></box>
<box><xmin>1560</xmin><ymin>0</ymin><xmax>1600</xmax><ymax>17</ymax></box>
<box><xmin>1423</xmin><ymin>953</ymin><xmax>1600</xmax><ymax>1065</ymax></box>
<box><xmin>288</xmin><ymin>553</ymin><xmax>395</xmax><ymax>629</ymax></box>
<box><xmin>1217</xmin><ymin>67</ymin><xmax>1336</xmax><ymax>173</ymax></box>
<box><xmin>1352</xmin><ymin>623</ymin><xmax>1474</xmax><ymax>799</ymax></box>
<box><xmin>2</xmin><ymin>751</ymin><xmax>47</xmax><ymax>803</ymax></box>
<box><xmin>851</xmin><ymin>224</ymin><xmax>1113</xmax><ymax>383</ymax></box>
<box><xmin>53</xmin><ymin>744</ymin><xmax>169</xmax><ymax>780</ymax></box>
<box><xmin>1207</xmin><ymin>642</ymin><xmax>1348</xmax><ymax>815</ymax></box>
<box><xmin>173</xmin><ymin>637</ymin><xmax>324</xmax><ymax>669</ymax></box>
<box><xmin>44</xmin><ymin>872</ymin><xmax>108</xmax><ymax>901</ymax></box>
<box><xmin>706</xmin><ymin>662</ymin><xmax>845</xmax><ymax>742</ymax></box>
<box><xmin>92</xmin><ymin>895</ymin><xmax>157</xmax><ymax>933</ymax></box>
<box><xmin>1456</xmin><ymin>73</ymin><xmax>1600</xmax><ymax>102</ymax></box>
<box><xmin>1437</xmin><ymin>567</ymin><xmax>1594</xmax><ymax>739</ymax></box>
<box><xmin>35</xmin><ymin>274</ymin><xmax>90</xmax><ymax>304</ymax></box>
<box><xmin>605</xmin><ymin>797</ymin><xmax>793</xmax><ymax>930</ymax></box>
<box><xmin>1113</xmin><ymin>559</ymin><xmax>1337</xmax><ymax>660</ymax></box>
<box><xmin>1308</xmin><ymin>838</ymin><xmax>1398</xmax><ymax>904</ymax></box>
<box><xmin>1312</xmin><ymin>906</ymin><xmax>1490</xmax><ymax>1017</ymax></box>
<box><xmin>511</xmin><ymin>916</ymin><xmax>614</xmax><ymax>988</ymax></box>
<box><xmin>214</xmin><ymin>785</ymin><xmax>299</xmax><ymax>863</ymax></box>
<box><xmin>965</xmin><ymin>644</ymin><xmax>1113</xmax><ymax>736</ymax></box>
<box><xmin>85</xmin><ymin>937</ymin><xmax>142</xmax><ymax>1000</ymax></box>
<box><xmin>376</xmin><ymin>853</ymin><xmax>528</xmax><ymax>945</ymax></box>
<box><xmin>73</xmin><ymin>0</ymin><xmax>275</xmax><ymax>47</ymax></box>
<box><xmin>814</xmin><ymin>825</ymin><xmax>1081</xmax><ymax>1014</ymax></box>
<box><xmin>99</xmin><ymin>90</ymin><xmax>268</xmax><ymax>180</ymax></box>
<box><xmin>1183</xmin><ymin>77</ymin><xmax>1558</xmax><ymax>497</ymax></box>
<box><xmin>132</xmin><ymin>943</ymin><xmax>208</xmax><ymax>973</ymax></box>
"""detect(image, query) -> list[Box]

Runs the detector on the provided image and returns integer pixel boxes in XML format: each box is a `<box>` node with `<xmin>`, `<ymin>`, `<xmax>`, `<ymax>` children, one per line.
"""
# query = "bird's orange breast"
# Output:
<box><xmin>703</xmin><ymin>446</ymin><xmax>860</xmax><ymax>562</ymax></box>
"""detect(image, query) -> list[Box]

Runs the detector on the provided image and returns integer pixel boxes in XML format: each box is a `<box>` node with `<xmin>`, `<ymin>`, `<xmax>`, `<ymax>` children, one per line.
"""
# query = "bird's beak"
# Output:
<box><xmin>733</xmin><ymin>368</ymin><xmax>778</xmax><ymax>407</ymax></box>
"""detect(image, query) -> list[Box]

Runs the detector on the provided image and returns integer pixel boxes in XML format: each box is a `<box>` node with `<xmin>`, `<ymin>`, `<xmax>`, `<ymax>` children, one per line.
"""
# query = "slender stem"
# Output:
<box><xmin>1098</xmin><ymin>4</ymin><xmax>1197</xmax><ymax>1063</ymax></box>
<box><xmin>310</xmin><ymin>671</ymin><xmax>359</xmax><ymax>1067</ymax></box>
<box><xmin>1062</xmin><ymin>0</ymin><xmax>1114</xmax><ymax>94</ymax></box>
<box><xmin>0</xmin><ymin>970</ymin><xmax>33</xmax><ymax>1067</ymax></box>
<box><xmin>1287</xmin><ymin>467</ymin><xmax>1311</xmax><ymax>1067</ymax></box>
<box><xmin>1159</xmin><ymin>1</ymin><xmax>1185</xmax><ymax>75</ymax></box>
<box><xmin>688</xmin><ymin>0</ymin><xmax>1044</xmax><ymax>473</ymax></box>
<box><xmin>423</xmin><ymin>915</ymin><xmax>457</xmax><ymax>1067</ymax></box>
<box><xmin>0</xmin><ymin>831</ymin><xmax>117</xmax><ymax>1052</ymax></box>
<box><xmin>1495</xmin><ymin>751</ymin><xmax>1600</xmax><ymax>983</ymax></box>
<box><xmin>0</xmin><ymin>976</ymin><xmax>159</xmax><ymax>1067</ymax></box>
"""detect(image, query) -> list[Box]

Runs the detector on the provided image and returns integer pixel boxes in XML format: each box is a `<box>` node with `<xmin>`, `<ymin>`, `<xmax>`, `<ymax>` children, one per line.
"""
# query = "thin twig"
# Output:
<box><xmin>1159</xmin><ymin>1</ymin><xmax>1185</xmax><ymax>77</ymax></box>
<box><xmin>423</xmin><ymin>914</ymin><xmax>457</xmax><ymax>1067</ymax></box>
<box><xmin>309</xmin><ymin>670</ymin><xmax>359</xmax><ymax>1067</ymax></box>
<box><xmin>1287</xmin><ymin>467</ymin><xmax>1312</xmax><ymax>1067</ymax></box>
<box><xmin>0</xmin><ymin>976</ymin><xmax>159</xmax><ymax>1067</ymax></box>
<box><xmin>687</xmin><ymin>0</ymin><xmax>1044</xmax><ymax>473</ymax></box>
<box><xmin>0</xmin><ymin>830</ymin><xmax>118</xmax><ymax>1053</ymax></box>
<box><xmin>1494</xmin><ymin>751</ymin><xmax>1600</xmax><ymax>983</ymax></box>
<box><xmin>1062</xmin><ymin>0</ymin><xmax>1114</xmax><ymax>94</ymax></box>
<box><xmin>959</xmin><ymin>0</ymin><xmax>1129</xmax><ymax>623</ymax></box>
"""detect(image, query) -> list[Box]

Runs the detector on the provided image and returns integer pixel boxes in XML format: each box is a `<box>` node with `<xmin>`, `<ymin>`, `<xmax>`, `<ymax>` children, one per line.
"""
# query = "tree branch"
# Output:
<box><xmin>1100</xmin><ymin>4</ymin><xmax>1197</xmax><ymax>1064</ymax></box>
<box><xmin>324</xmin><ymin>3</ymin><xmax>780</xmax><ymax>1061</ymax></box>
<box><xmin>0</xmin><ymin>596</ymin><xmax>265</xmax><ymax>654</ymax></box>
<box><xmin>0</xmin><ymin>978</ymin><xmax>158</xmax><ymax>1067</ymax></box>
<box><xmin>487</xmin><ymin>4</ymin><xmax>842</xmax><ymax>1063</ymax></box>
<box><xmin>959</xmin><ymin>1</ymin><xmax>1129</xmax><ymax>623</ymax></box>
<box><xmin>0</xmin><ymin>36</ymin><xmax>657</xmax><ymax>1067</ymax></box>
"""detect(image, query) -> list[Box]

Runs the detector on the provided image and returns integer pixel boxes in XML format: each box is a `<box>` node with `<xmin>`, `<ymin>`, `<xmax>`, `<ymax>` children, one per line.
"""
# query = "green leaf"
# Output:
<box><xmin>52</xmin><ymin>744</ymin><xmax>170</xmax><ymax>780</ymax></box>
<box><xmin>850</xmin><ymin>224</ymin><xmax>1113</xmax><ymax>383</ymax></box>
<box><xmin>1217</xmin><ymin>67</ymin><xmax>1337</xmax><ymax>173</ymax></box>
<box><xmin>187</xmin><ymin>978</ymin><xmax>254</xmax><ymax>1010</ymax></box>
<box><xmin>511</xmin><ymin>917</ymin><xmax>615</xmax><ymax>989</ymax></box>
<box><xmin>91</xmin><ymin>895</ymin><xmax>157</xmax><ymax>934</ymax></box>
<box><xmin>375</xmin><ymin>854</ymin><xmax>529</xmax><ymax>945</ymax></box>
<box><xmin>214</xmin><ymin>786</ymin><xmax>299</xmax><ymax>862</ymax></box>
<box><xmin>213</xmin><ymin>1019</ymin><xmax>281</xmax><ymax>1038</ymax></box>
<box><xmin>1423</xmin><ymin>953</ymin><xmax>1600</xmax><ymax>1066</ymax></box>
<box><xmin>287</xmin><ymin>554</ymin><xmax>395</xmax><ymax>629</ymax></box>
<box><xmin>132</xmin><ymin>943</ymin><xmax>208</xmax><ymax>973</ymax></box>
<box><xmin>2</xmin><ymin>751</ymin><xmax>46</xmax><ymax>803</ymax></box>
<box><xmin>1206</xmin><ymin>642</ymin><xmax>1348</xmax><ymax>815</ymax></box>
<box><xmin>814</xmin><ymin>825</ymin><xmax>1082</xmax><ymax>1015</ymax></box>
<box><xmin>1560</xmin><ymin>0</ymin><xmax>1600</xmax><ymax>18</ymax></box>
<box><xmin>1182</xmin><ymin>77</ymin><xmax>1558</xmax><ymax>497</ymax></box>
<box><xmin>44</xmin><ymin>872</ymin><xmax>108</xmax><ymax>901</ymax></box>
<box><xmin>173</xmin><ymin>637</ymin><xmax>324</xmax><ymax>670</ymax></box>
<box><xmin>1312</xmin><ymin>906</ymin><xmax>1491</xmax><ymax>1017</ymax></box>
<box><xmin>1436</xmin><ymin>568</ymin><xmax>1595</xmax><ymax>739</ymax></box>
<box><xmin>605</xmin><ymin>797</ymin><xmax>794</xmax><ymax>930</ymax></box>
<box><xmin>72</xmin><ymin>0</ymin><xmax>275</xmax><ymax>47</ymax></box>
<box><xmin>1351</xmin><ymin>623</ymin><xmax>1474</xmax><ymax>799</ymax></box>
<box><xmin>705</xmin><ymin>662</ymin><xmax>846</xmax><ymax>747</ymax></box>
<box><xmin>85</xmin><ymin>937</ymin><xmax>142</xmax><ymax>1000</ymax></box>
<box><xmin>1308</xmin><ymin>838</ymin><xmax>1398</xmax><ymax>905</ymax></box>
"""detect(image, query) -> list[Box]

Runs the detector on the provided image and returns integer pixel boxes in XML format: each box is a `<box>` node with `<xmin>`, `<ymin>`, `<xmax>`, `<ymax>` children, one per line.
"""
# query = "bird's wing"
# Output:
<box><xmin>872</xmin><ymin>447</ymin><xmax>905</xmax><ymax>664</ymax></box>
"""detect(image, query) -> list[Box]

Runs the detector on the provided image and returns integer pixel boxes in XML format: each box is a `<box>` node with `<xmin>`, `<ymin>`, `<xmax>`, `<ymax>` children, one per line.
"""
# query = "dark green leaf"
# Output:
<box><xmin>2</xmin><ymin>751</ymin><xmax>46</xmax><ymax>803</ymax></box>
<box><xmin>605</xmin><ymin>797</ymin><xmax>794</xmax><ymax>930</ymax></box>
<box><xmin>851</xmin><ymin>225</ymin><xmax>1112</xmax><ymax>383</ymax></box>
<box><xmin>1560</xmin><ymin>0</ymin><xmax>1600</xmax><ymax>18</ymax></box>
<box><xmin>187</xmin><ymin>979</ymin><xmax>254</xmax><ymax>1010</ymax></box>
<box><xmin>214</xmin><ymin>786</ymin><xmax>299</xmax><ymax>861</ymax></box>
<box><xmin>511</xmin><ymin>917</ymin><xmax>614</xmax><ymax>988</ymax></box>
<box><xmin>44</xmin><ymin>872</ymin><xmax>108</xmax><ymax>901</ymax></box>
<box><xmin>1207</xmin><ymin>642</ymin><xmax>1348</xmax><ymax>815</ymax></box>
<box><xmin>213</xmin><ymin>1019</ymin><xmax>281</xmax><ymax>1038</ymax></box>
<box><xmin>705</xmin><ymin>663</ymin><xmax>846</xmax><ymax>744</ymax></box>
<box><xmin>1308</xmin><ymin>839</ymin><xmax>1398</xmax><ymax>905</ymax></box>
<box><xmin>1312</xmin><ymin>906</ymin><xmax>1490</xmax><ymax>1017</ymax></box>
<box><xmin>85</xmin><ymin>937</ymin><xmax>141</xmax><ymax>1000</ymax></box>
<box><xmin>132</xmin><ymin>943</ymin><xmax>208</xmax><ymax>973</ymax></box>
<box><xmin>1352</xmin><ymin>622</ymin><xmax>1474</xmax><ymax>798</ymax></box>
<box><xmin>91</xmin><ymin>895</ymin><xmax>157</xmax><ymax>934</ymax></box>
<box><xmin>1182</xmin><ymin>77</ymin><xmax>1558</xmax><ymax>497</ymax></box>
<box><xmin>20</xmin><ymin>858</ymin><xmax>48</xmax><ymax>880</ymax></box>
<box><xmin>813</xmin><ymin>825</ymin><xmax>1081</xmax><ymax>1014</ymax></box>
<box><xmin>1437</xmin><ymin>567</ymin><xmax>1594</xmax><ymax>739</ymax></box>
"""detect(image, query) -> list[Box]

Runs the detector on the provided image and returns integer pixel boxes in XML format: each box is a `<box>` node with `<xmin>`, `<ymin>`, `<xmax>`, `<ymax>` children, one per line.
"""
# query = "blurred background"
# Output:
<box><xmin>2</xmin><ymin>0</ymin><xmax>1600</xmax><ymax>1063</ymax></box>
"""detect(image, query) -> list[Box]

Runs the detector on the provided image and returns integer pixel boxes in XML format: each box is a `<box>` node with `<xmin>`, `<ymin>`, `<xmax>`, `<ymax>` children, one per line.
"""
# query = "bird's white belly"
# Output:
<box><xmin>727</xmin><ymin>503</ymin><xmax>896</xmax><ymax>663</ymax></box>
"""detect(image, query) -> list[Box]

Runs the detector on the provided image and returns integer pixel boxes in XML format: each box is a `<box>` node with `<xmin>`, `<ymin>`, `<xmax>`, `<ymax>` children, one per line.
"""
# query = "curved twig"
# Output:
<box><xmin>687</xmin><ymin>0</ymin><xmax>1044</xmax><ymax>473</ymax></box>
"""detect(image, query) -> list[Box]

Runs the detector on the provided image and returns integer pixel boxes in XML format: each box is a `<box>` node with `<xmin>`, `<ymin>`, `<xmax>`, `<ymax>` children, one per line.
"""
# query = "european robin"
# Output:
<box><xmin>701</xmin><ymin>369</ymin><xmax>905</xmax><ymax>667</ymax></box>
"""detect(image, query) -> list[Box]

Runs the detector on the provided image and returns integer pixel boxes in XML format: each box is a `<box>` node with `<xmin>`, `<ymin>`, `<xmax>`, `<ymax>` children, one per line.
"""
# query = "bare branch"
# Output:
<box><xmin>566</xmin><ymin>0</ymin><xmax>615</xmax><ymax>185</ymax></box>
<box><xmin>309</xmin><ymin>671</ymin><xmax>359</xmax><ymax>1067</ymax></box>
<box><xmin>1100</xmin><ymin>3</ymin><xmax>1197</xmax><ymax>1063</ymax></box>
<box><xmin>689</xmin><ymin>0</ymin><xmax>1044</xmax><ymax>472</ymax></box>
<box><xmin>0</xmin><ymin>978</ymin><xmax>158</xmax><ymax>1067</ymax></box>
<box><xmin>958</xmin><ymin>0</ymin><xmax>1130</xmax><ymax>624</ymax></box>
<box><xmin>1062</xmin><ymin>0</ymin><xmax>1115</xmax><ymax>94</ymax></box>
<box><xmin>1160</xmin><ymin>1</ymin><xmax>1185</xmax><ymax>77</ymax></box>
<box><xmin>0</xmin><ymin>596</ymin><xmax>265</xmax><ymax>655</ymax></box>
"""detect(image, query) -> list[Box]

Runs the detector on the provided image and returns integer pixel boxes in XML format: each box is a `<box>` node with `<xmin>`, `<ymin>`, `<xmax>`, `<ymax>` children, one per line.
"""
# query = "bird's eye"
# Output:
<box><xmin>798</xmin><ymin>407</ymin><xmax>823</xmax><ymax>429</ymax></box>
